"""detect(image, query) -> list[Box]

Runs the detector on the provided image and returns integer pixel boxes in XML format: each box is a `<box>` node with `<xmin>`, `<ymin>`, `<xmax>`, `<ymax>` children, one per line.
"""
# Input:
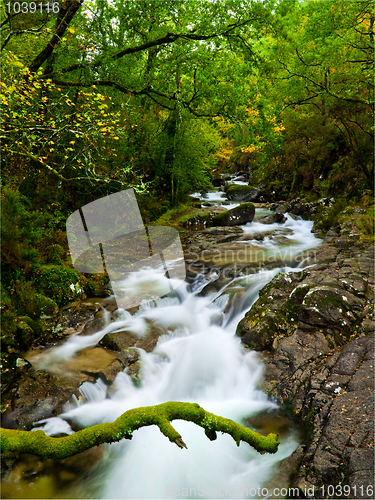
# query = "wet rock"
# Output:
<box><xmin>258</xmin><ymin>213</ymin><xmax>287</xmax><ymax>224</ymax></box>
<box><xmin>99</xmin><ymin>331</ymin><xmax>138</xmax><ymax>351</ymax></box>
<box><xmin>57</xmin><ymin>301</ymin><xmax>104</xmax><ymax>335</ymax></box>
<box><xmin>240</xmin><ymin>235</ymin><xmax>374</xmax><ymax>493</ymax></box>
<box><xmin>212</xmin><ymin>178</ymin><xmax>225</xmax><ymax>187</ymax></box>
<box><xmin>1</xmin><ymin>371</ymin><xmax>81</xmax><ymax>429</ymax></box>
<box><xmin>136</xmin><ymin>326</ymin><xmax>165</xmax><ymax>352</ymax></box>
<box><xmin>226</xmin><ymin>185</ymin><xmax>266</xmax><ymax>202</ymax></box>
<box><xmin>288</xmin><ymin>213</ymin><xmax>300</xmax><ymax>221</ymax></box>
<box><xmin>299</xmin><ymin>286</ymin><xmax>364</xmax><ymax>331</ymax></box>
<box><xmin>212</xmin><ymin>203</ymin><xmax>255</xmax><ymax>226</ymax></box>
<box><xmin>101</xmin><ymin>349</ymin><xmax>140</xmax><ymax>383</ymax></box>
<box><xmin>1</xmin><ymin>353</ymin><xmax>32</xmax><ymax>394</ymax></box>
<box><xmin>80</xmin><ymin>316</ymin><xmax>108</xmax><ymax>336</ymax></box>
<box><xmin>201</xmin><ymin>226</ymin><xmax>244</xmax><ymax>236</ymax></box>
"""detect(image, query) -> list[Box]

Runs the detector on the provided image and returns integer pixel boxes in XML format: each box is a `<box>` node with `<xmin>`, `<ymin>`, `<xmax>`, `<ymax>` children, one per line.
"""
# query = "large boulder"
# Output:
<box><xmin>212</xmin><ymin>178</ymin><xmax>225</xmax><ymax>187</ymax></box>
<box><xmin>258</xmin><ymin>213</ymin><xmax>287</xmax><ymax>224</ymax></box>
<box><xmin>212</xmin><ymin>203</ymin><xmax>255</xmax><ymax>226</ymax></box>
<box><xmin>225</xmin><ymin>185</ymin><xmax>268</xmax><ymax>202</ymax></box>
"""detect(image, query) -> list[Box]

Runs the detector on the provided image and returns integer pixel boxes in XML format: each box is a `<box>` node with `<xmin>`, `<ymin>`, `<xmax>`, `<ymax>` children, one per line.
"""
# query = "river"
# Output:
<box><xmin>3</xmin><ymin>184</ymin><xmax>322</xmax><ymax>499</ymax></box>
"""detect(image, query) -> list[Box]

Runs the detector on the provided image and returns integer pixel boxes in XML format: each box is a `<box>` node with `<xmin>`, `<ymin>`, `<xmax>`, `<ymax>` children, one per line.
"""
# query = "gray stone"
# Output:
<box><xmin>258</xmin><ymin>213</ymin><xmax>287</xmax><ymax>224</ymax></box>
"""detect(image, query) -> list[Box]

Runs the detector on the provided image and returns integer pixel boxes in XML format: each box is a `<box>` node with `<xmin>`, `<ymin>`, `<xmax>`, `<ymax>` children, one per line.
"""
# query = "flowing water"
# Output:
<box><xmin>3</xmin><ymin>189</ymin><xmax>322</xmax><ymax>499</ymax></box>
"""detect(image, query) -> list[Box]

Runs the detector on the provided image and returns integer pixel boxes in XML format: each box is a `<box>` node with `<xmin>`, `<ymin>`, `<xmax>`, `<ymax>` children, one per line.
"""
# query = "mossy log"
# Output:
<box><xmin>1</xmin><ymin>402</ymin><xmax>279</xmax><ymax>459</ymax></box>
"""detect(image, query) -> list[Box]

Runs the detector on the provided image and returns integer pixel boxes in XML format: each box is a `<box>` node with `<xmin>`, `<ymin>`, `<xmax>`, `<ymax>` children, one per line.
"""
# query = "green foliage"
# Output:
<box><xmin>43</xmin><ymin>244</ymin><xmax>65</xmax><ymax>265</ymax></box>
<box><xmin>223</xmin><ymin>0</ymin><xmax>373</xmax><ymax>200</ymax></box>
<box><xmin>0</xmin><ymin>187</ymin><xmax>84</xmax><ymax>352</ymax></box>
<box><xmin>355</xmin><ymin>210</ymin><xmax>374</xmax><ymax>241</ymax></box>
<box><xmin>32</xmin><ymin>265</ymin><xmax>82</xmax><ymax>307</ymax></box>
<box><xmin>14</xmin><ymin>281</ymin><xmax>59</xmax><ymax>319</ymax></box>
<box><xmin>1</xmin><ymin>0</ymin><xmax>373</xmax><ymax>357</ymax></box>
<box><xmin>311</xmin><ymin>199</ymin><xmax>347</xmax><ymax>233</ymax></box>
<box><xmin>1</xmin><ymin>186</ymin><xmax>44</xmax><ymax>275</ymax></box>
<box><xmin>312</xmin><ymin>198</ymin><xmax>374</xmax><ymax>243</ymax></box>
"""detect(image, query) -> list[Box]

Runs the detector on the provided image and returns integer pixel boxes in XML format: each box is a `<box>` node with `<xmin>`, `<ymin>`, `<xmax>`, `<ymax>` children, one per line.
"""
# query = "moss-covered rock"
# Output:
<box><xmin>43</xmin><ymin>244</ymin><xmax>65</xmax><ymax>265</ymax></box>
<box><xmin>15</xmin><ymin>282</ymin><xmax>59</xmax><ymax>319</ymax></box>
<box><xmin>178</xmin><ymin>211</ymin><xmax>215</xmax><ymax>227</ymax></box>
<box><xmin>15</xmin><ymin>321</ymin><xmax>34</xmax><ymax>350</ymax></box>
<box><xmin>212</xmin><ymin>203</ymin><xmax>255</xmax><ymax>226</ymax></box>
<box><xmin>236</xmin><ymin>272</ymin><xmax>302</xmax><ymax>350</ymax></box>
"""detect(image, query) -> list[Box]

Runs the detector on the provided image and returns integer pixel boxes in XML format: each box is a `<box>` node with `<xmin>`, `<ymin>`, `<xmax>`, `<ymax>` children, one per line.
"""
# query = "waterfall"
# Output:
<box><xmin>29</xmin><ymin>199</ymin><xmax>321</xmax><ymax>499</ymax></box>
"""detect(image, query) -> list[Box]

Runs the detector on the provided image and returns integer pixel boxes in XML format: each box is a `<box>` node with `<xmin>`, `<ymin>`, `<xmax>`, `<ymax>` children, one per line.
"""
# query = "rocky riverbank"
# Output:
<box><xmin>236</xmin><ymin>228</ymin><xmax>374</xmax><ymax>498</ymax></box>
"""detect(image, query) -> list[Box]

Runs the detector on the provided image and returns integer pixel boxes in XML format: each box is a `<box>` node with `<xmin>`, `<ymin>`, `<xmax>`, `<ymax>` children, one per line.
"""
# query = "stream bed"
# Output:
<box><xmin>2</xmin><ymin>188</ymin><xmax>322</xmax><ymax>499</ymax></box>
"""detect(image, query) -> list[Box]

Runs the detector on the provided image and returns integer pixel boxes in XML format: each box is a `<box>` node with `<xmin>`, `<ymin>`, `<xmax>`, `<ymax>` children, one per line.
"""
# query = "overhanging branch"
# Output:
<box><xmin>42</xmin><ymin>16</ymin><xmax>262</xmax><ymax>80</ymax></box>
<box><xmin>1</xmin><ymin>402</ymin><xmax>279</xmax><ymax>459</ymax></box>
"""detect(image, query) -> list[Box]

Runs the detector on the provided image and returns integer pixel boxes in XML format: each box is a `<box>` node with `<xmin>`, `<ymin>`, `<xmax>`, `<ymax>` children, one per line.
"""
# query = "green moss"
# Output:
<box><xmin>15</xmin><ymin>321</ymin><xmax>34</xmax><ymax>350</ymax></box>
<box><xmin>1</xmin><ymin>402</ymin><xmax>279</xmax><ymax>459</ymax></box>
<box><xmin>178</xmin><ymin>211</ymin><xmax>213</xmax><ymax>226</ymax></box>
<box><xmin>311</xmin><ymin>197</ymin><xmax>374</xmax><ymax>241</ymax></box>
<box><xmin>43</xmin><ymin>244</ymin><xmax>65</xmax><ymax>265</ymax></box>
<box><xmin>154</xmin><ymin>202</ymin><xmax>196</xmax><ymax>226</ymax></box>
<box><xmin>226</xmin><ymin>185</ymin><xmax>252</xmax><ymax>194</ymax></box>
<box><xmin>14</xmin><ymin>282</ymin><xmax>59</xmax><ymax>319</ymax></box>
<box><xmin>83</xmin><ymin>279</ymin><xmax>104</xmax><ymax>298</ymax></box>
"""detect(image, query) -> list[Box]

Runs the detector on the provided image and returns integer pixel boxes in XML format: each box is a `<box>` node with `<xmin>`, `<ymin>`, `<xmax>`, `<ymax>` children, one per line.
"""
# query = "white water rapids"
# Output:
<box><xmin>30</xmin><ymin>197</ymin><xmax>321</xmax><ymax>499</ymax></box>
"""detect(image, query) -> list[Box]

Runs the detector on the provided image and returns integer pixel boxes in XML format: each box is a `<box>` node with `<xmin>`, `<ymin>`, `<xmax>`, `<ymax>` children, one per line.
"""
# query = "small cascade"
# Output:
<box><xmin>26</xmin><ymin>189</ymin><xmax>321</xmax><ymax>499</ymax></box>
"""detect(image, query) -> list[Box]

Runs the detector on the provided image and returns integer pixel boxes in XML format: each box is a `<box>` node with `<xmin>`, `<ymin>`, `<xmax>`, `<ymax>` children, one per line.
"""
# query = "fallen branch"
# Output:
<box><xmin>1</xmin><ymin>402</ymin><xmax>279</xmax><ymax>459</ymax></box>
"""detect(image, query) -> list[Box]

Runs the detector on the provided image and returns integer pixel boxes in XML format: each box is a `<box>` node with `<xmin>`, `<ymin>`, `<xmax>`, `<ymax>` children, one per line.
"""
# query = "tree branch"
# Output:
<box><xmin>1</xmin><ymin>402</ymin><xmax>279</xmax><ymax>459</ymax></box>
<box><xmin>28</xmin><ymin>0</ymin><xmax>84</xmax><ymax>74</ymax></box>
<box><xmin>42</xmin><ymin>17</ymin><xmax>261</xmax><ymax>80</ymax></box>
<box><xmin>1</xmin><ymin>21</ymin><xmax>49</xmax><ymax>52</ymax></box>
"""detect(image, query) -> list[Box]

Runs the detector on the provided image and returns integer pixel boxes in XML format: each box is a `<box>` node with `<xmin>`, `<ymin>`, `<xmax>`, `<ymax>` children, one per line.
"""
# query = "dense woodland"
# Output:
<box><xmin>1</xmin><ymin>0</ymin><xmax>374</xmax><ymax>355</ymax></box>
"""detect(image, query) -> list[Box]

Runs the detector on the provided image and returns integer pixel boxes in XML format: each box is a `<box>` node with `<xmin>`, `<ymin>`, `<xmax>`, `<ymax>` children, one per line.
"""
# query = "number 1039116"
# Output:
<box><xmin>5</xmin><ymin>2</ymin><xmax>60</xmax><ymax>14</ymax></box>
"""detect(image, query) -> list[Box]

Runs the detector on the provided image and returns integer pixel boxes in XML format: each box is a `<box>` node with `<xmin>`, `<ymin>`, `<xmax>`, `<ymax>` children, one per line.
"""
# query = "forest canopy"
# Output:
<box><xmin>2</xmin><ymin>0</ymin><xmax>373</xmax><ymax>209</ymax></box>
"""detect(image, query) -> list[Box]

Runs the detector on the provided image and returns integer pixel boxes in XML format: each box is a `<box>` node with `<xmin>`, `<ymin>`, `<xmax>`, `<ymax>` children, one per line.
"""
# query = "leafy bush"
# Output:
<box><xmin>32</xmin><ymin>265</ymin><xmax>82</xmax><ymax>307</ymax></box>
<box><xmin>14</xmin><ymin>281</ymin><xmax>59</xmax><ymax>319</ymax></box>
